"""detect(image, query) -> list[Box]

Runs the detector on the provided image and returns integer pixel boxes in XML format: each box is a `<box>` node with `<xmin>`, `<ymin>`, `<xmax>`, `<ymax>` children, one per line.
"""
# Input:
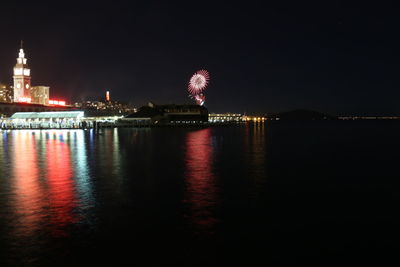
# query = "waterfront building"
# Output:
<box><xmin>124</xmin><ymin>102</ymin><xmax>208</xmax><ymax>124</ymax></box>
<box><xmin>242</xmin><ymin>115</ymin><xmax>266</xmax><ymax>122</ymax></box>
<box><xmin>209</xmin><ymin>113</ymin><xmax>243</xmax><ymax>123</ymax></box>
<box><xmin>31</xmin><ymin>86</ymin><xmax>49</xmax><ymax>105</ymax></box>
<box><xmin>0</xmin><ymin>102</ymin><xmax>74</xmax><ymax>117</ymax></box>
<box><xmin>13</xmin><ymin>46</ymin><xmax>31</xmax><ymax>103</ymax></box>
<box><xmin>5</xmin><ymin>111</ymin><xmax>84</xmax><ymax>129</ymax></box>
<box><xmin>161</xmin><ymin>104</ymin><xmax>208</xmax><ymax>123</ymax></box>
<box><xmin>0</xmin><ymin>83</ymin><xmax>13</xmax><ymax>103</ymax></box>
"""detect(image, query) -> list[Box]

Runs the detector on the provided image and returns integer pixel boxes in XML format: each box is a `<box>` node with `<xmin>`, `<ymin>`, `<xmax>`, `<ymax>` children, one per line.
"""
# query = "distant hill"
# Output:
<box><xmin>268</xmin><ymin>109</ymin><xmax>336</xmax><ymax>120</ymax></box>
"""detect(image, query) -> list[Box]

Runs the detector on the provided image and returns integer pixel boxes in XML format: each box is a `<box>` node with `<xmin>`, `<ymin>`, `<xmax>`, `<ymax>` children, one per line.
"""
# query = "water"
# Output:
<box><xmin>0</xmin><ymin>121</ymin><xmax>399</xmax><ymax>266</ymax></box>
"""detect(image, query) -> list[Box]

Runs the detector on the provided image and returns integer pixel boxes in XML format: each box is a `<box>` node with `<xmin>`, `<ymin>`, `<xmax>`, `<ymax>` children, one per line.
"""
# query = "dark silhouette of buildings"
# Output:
<box><xmin>125</xmin><ymin>102</ymin><xmax>208</xmax><ymax>124</ymax></box>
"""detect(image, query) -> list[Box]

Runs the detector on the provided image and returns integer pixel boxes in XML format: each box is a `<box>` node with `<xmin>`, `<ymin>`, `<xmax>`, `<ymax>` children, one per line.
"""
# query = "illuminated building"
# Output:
<box><xmin>209</xmin><ymin>113</ymin><xmax>243</xmax><ymax>123</ymax></box>
<box><xmin>208</xmin><ymin>113</ymin><xmax>266</xmax><ymax>123</ymax></box>
<box><xmin>0</xmin><ymin>102</ymin><xmax>75</xmax><ymax>118</ymax></box>
<box><xmin>48</xmin><ymin>99</ymin><xmax>66</xmax><ymax>106</ymax></box>
<box><xmin>13</xmin><ymin>44</ymin><xmax>31</xmax><ymax>103</ymax></box>
<box><xmin>11</xmin><ymin>43</ymin><xmax>55</xmax><ymax>105</ymax></box>
<box><xmin>106</xmin><ymin>91</ymin><xmax>110</xmax><ymax>102</ymax></box>
<box><xmin>31</xmin><ymin>86</ymin><xmax>49</xmax><ymax>105</ymax></box>
<box><xmin>8</xmin><ymin>111</ymin><xmax>84</xmax><ymax>128</ymax></box>
<box><xmin>0</xmin><ymin>83</ymin><xmax>13</xmax><ymax>103</ymax></box>
<box><xmin>242</xmin><ymin>115</ymin><xmax>266</xmax><ymax>122</ymax></box>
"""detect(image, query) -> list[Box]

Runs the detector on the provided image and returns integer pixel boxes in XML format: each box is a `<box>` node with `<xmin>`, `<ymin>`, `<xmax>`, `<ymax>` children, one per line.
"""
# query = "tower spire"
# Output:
<box><xmin>13</xmin><ymin>40</ymin><xmax>31</xmax><ymax>103</ymax></box>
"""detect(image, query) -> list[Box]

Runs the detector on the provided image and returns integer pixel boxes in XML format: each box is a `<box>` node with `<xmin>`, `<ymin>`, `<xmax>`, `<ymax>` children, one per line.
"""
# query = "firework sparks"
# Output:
<box><xmin>193</xmin><ymin>94</ymin><xmax>206</xmax><ymax>106</ymax></box>
<box><xmin>188</xmin><ymin>70</ymin><xmax>210</xmax><ymax>95</ymax></box>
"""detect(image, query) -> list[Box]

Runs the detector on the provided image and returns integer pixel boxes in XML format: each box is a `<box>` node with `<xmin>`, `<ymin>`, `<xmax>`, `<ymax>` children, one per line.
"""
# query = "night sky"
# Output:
<box><xmin>0</xmin><ymin>1</ymin><xmax>398</xmax><ymax>115</ymax></box>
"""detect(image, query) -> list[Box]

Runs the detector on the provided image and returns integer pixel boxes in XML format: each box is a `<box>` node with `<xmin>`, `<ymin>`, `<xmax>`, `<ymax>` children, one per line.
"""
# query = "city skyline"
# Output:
<box><xmin>0</xmin><ymin>1</ymin><xmax>398</xmax><ymax>115</ymax></box>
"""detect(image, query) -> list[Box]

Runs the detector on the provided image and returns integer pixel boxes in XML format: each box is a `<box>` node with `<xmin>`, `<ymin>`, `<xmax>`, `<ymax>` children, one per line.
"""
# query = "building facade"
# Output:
<box><xmin>0</xmin><ymin>102</ymin><xmax>75</xmax><ymax>118</ymax></box>
<box><xmin>31</xmin><ymin>86</ymin><xmax>49</xmax><ymax>105</ymax></box>
<box><xmin>125</xmin><ymin>103</ymin><xmax>208</xmax><ymax>124</ymax></box>
<box><xmin>13</xmin><ymin>47</ymin><xmax>31</xmax><ymax>102</ymax></box>
<box><xmin>0</xmin><ymin>83</ymin><xmax>13</xmax><ymax>103</ymax></box>
<box><xmin>209</xmin><ymin>113</ymin><xmax>243</xmax><ymax>122</ymax></box>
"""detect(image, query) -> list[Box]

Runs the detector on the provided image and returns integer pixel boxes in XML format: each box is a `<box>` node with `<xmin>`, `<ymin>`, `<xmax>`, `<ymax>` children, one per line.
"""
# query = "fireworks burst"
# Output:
<box><xmin>188</xmin><ymin>70</ymin><xmax>210</xmax><ymax>95</ymax></box>
<box><xmin>188</xmin><ymin>69</ymin><xmax>210</xmax><ymax>106</ymax></box>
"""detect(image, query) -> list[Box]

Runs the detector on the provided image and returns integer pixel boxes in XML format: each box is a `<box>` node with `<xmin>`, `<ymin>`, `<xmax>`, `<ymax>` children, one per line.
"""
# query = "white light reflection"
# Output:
<box><xmin>71</xmin><ymin>130</ymin><xmax>94</xmax><ymax>212</ymax></box>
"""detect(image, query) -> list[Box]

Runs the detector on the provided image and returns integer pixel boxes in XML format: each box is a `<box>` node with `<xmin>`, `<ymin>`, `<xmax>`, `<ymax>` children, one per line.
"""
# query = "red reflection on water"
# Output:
<box><xmin>12</xmin><ymin>132</ymin><xmax>44</xmax><ymax>237</ymax></box>
<box><xmin>46</xmin><ymin>138</ymin><xmax>77</xmax><ymax>236</ymax></box>
<box><xmin>184</xmin><ymin>128</ymin><xmax>218</xmax><ymax>234</ymax></box>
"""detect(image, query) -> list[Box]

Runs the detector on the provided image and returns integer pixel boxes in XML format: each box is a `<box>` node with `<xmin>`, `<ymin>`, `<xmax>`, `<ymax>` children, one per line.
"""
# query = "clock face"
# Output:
<box><xmin>25</xmin><ymin>84</ymin><xmax>29</xmax><ymax>89</ymax></box>
<box><xmin>16</xmin><ymin>83</ymin><xmax>21</xmax><ymax>89</ymax></box>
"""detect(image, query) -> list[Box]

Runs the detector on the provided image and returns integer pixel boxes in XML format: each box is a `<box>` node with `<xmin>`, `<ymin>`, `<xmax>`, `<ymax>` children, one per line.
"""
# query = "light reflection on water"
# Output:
<box><xmin>71</xmin><ymin>130</ymin><xmax>94</xmax><ymax>212</ymax></box>
<box><xmin>11</xmin><ymin>131</ymin><xmax>44</xmax><ymax>238</ymax></box>
<box><xmin>7</xmin><ymin>130</ymin><xmax>91</xmax><ymax>239</ymax></box>
<box><xmin>46</xmin><ymin>137</ymin><xmax>76</xmax><ymax>236</ymax></box>
<box><xmin>244</xmin><ymin>122</ymin><xmax>267</xmax><ymax>198</ymax></box>
<box><xmin>0</xmin><ymin>126</ymin><xmax>268</xmax><ymax>265</ymax></box>
<box><xmin>2</xmin><ymin>122</ymin><xmax>398</xmax><ymax>265</ymax></box>
<box><xmin>184</xmin><ymin>128</ymin><xmax>219</xmax><ymax>235</ymax></box>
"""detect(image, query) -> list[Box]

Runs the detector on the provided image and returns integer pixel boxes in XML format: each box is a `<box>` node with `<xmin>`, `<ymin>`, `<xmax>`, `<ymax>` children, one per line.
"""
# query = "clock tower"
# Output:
<box><xmin>13</xmin><ymin>42</ymin><xmax>31</xmax><ymax>102</ymax></box>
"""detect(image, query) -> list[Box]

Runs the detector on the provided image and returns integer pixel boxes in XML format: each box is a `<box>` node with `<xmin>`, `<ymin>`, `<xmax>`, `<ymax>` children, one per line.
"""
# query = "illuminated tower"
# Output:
<box><xmin>13</xmin><ymin>42</ymin><xmax>31</xmax><ymax>102</ymax></box>
<box><xmin>106</xmin><ymin>91</ymin><xmax>110</xmax><ymax>102</ymax></box>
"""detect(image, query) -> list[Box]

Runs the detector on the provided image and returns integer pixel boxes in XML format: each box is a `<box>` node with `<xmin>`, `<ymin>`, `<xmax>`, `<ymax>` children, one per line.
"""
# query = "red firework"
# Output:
<box><xmin>194</xmin><ymin>94</ymin><xmax>206</xmax><ymax>106</ymax></box>
<box><xmin>188</xmin><ymin>69</ymin><xmax>210</xmax><ymax>95</ymax></box>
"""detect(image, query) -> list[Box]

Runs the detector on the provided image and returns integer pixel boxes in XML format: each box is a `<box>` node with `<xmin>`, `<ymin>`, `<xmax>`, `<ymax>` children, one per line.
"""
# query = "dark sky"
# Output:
<box><xmin>0</xmin><ymin>1</ymin><xmax>398</xmax><ymax>115</ymax></box>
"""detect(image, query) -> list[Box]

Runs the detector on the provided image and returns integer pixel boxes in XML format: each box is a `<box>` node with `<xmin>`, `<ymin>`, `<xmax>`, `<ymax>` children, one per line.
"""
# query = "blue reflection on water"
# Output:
<box><xmin>72</xmin><ymin>130</ymin><xmax>94</xmax><ymax>213</ymax></box>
